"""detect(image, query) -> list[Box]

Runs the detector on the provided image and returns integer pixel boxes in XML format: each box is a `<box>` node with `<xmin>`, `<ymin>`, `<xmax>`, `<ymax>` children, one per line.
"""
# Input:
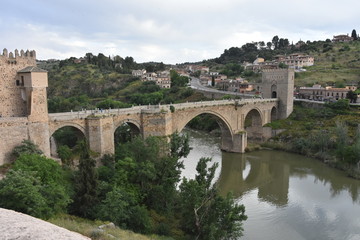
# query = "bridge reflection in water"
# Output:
<box><xmin>217</xmin><ymin>150</ymin><xmax>360</xmax><ymax>207</ymax></box>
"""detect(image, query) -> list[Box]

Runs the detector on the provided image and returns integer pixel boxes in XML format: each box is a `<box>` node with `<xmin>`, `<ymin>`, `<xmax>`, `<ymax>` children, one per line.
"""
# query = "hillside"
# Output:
<box><xmin>203</xmin><ymin>39</ymin><xmax>360</xmax><ymax>87</ymax></box>
<box><xmin>295</xmin><ymin>41</ymin><xmax>360</xmax><ymax>87</ymax></box>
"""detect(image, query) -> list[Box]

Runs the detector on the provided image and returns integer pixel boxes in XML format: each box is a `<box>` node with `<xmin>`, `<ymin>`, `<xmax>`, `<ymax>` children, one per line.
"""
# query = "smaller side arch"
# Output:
<box><xmin>243</xmin><ymin>107</ymin><xmax>264</xmax><ymax>128</ymax></box>
<box><xmin>113</xmin><ymin>119</ymin><xmax>142</xmax><ymax>146</ymax></box>
<box><xmin>49</xmin><ymin>122</ymin><xmax>86</xmax><ymax>137</ymax></box>
<box><xmin>244</xmin><ymin>108</ymin><xmax>263</xmax><ymax>141</ymax></box>
<box><xmin>113</xmin><ymin>119</ymin><xmax>141</xmax><ymax>133</ymax></box>
<box><xmin>49</xmin><ymin>124</ymin><xmax>87</xmax><ymax>159</ymax></box>
<box><xmin>270</xmin><ymin>106</ymin><xmax>278</xmax><ymax>122</ymax></box>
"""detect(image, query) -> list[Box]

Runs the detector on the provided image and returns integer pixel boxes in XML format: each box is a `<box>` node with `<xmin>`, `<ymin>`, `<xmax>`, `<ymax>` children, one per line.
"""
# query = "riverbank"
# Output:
<box><xmin>257</xmin><ymin>100</ymin><xmax>360</xmax><ymax>180</ymax></box>
<box><xmin>257</xmin><ymin>141</ymin><xmax>360</xmax><ymax>180</ymax></box>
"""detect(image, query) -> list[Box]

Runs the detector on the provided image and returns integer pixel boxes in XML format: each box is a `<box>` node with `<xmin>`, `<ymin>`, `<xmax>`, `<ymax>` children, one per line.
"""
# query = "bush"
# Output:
<box><xmin>12</xmin><ymin>140</ymin><xmax>43</xmax><ymax>158</ymax></box>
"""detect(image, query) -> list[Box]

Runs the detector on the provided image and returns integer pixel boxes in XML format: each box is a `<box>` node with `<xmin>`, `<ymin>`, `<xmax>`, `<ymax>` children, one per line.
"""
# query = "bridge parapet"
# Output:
<box><xmin>49</xmin><ymin>99</ymin><xmax>279</xmax><ymax>121</ymax></box>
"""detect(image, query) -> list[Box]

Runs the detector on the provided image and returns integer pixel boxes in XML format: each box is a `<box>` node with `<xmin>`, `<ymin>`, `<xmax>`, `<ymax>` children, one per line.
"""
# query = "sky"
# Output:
<box><xmin>1</xmin><ymin>0</ymin><xmax>359</xmax><ymax>64</ymax></box>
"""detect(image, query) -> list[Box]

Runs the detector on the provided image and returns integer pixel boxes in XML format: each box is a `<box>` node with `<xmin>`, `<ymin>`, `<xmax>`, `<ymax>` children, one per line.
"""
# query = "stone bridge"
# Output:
<box><xmin>48</xmin><ymin>98</ymin><xmax>278</xmax><ymax>157</ymax></box>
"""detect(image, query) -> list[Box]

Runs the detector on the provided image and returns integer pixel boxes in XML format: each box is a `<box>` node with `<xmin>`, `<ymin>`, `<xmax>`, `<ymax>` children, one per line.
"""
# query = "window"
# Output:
<box><xmin>21</xmin><ymin>76</ymin><xmax>24</xmax><ymax>86</ymax></box>
<box><xmin>16</xmin><ymin>80</ymin><xmax>20</xmax><ymax>86</ymax></box>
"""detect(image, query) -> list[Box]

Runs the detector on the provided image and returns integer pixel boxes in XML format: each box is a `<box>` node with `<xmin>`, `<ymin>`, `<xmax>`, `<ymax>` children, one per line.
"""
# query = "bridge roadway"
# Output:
<box><xmin>48</xmin><ymin>98</ymin><xmax>279</xmax><ymax>158</ymax></box>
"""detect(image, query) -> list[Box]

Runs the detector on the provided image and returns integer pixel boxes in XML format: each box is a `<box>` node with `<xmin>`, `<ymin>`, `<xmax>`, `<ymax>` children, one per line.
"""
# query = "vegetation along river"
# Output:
<box><xmin>180</xmin><ymin>129</ymin><xmax>360</xmax><ymax>240</ymax></box>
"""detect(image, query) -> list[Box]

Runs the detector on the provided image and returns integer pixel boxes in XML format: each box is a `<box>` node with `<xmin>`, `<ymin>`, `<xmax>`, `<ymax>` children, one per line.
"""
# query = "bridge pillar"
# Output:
<box><xmin>86</xmin><ymin>117</ymin><xmax>114</xmax><ymax>158</ymax></box>
<box><xmin>230</xmin><ymin>132</ymin><xmax>247</xmax><ymax>153</ymax></box>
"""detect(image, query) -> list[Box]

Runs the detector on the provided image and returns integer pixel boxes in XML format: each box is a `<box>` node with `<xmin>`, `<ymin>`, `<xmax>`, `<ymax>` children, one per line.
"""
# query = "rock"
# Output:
<box><xmin>0</xmin><ymin>208</ymin><xmax>90</xmax><ymax>240</ymax></box>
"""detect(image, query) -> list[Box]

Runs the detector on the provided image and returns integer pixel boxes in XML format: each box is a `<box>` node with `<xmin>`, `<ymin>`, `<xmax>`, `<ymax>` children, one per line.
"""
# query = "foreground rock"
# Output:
<box><xmin>0</xmin><ymin>208</ymin><xmax>90</xmax><ymax>240</ymax></box>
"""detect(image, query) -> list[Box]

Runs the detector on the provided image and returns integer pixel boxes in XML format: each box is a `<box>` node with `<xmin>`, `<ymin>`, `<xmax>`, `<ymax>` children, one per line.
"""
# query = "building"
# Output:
<box><xmin>132</xmin><ymin>69</ymin><xmax>146</xmax><ymax>77</ymax></box>
<box><xmin>142</xmin><ymin>72</ymin><xmax>157</xmax><ymax>81</ymax></box>
<box><xmin>274</xmin><ymin>53</ymin><xmax>314</xmax><ymax>69</ymax></box>
<box><xmin>332</xmin><ymin>34</ymin><xmax>353</xmax><ymax>42</ymax></box>
<box><xmin>297</xmin><ymin>84</ymin><xmax>357</xmax><ymax>101</ymax></box>
<box><xmin>245</xmin><ymin>53</ymin><xmax>314</xmax><ymax>71</ymax></box>
<box><xmin>156</xmin><ymin>74</ymin><xmax>171</xmax><ymax>88</ymax></box>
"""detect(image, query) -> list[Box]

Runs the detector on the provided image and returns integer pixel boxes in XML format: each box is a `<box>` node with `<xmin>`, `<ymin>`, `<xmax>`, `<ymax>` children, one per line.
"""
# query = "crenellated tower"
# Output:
<box><xmin>0</xmin><ymin>48</ymin><xmax>48</xmax><ymax>118</ymax></box>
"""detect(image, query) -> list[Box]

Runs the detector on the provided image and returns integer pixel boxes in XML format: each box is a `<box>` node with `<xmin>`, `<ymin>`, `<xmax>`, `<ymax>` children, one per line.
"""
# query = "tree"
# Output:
<box><xmin>178</xmin><ymin>158</ymin><xmax>247</xmax><ymax>239</ymax></box>
<box><xmin>171</xmin><ymin>70</ymin><xmax>189</xmax><ymax>87</ymax></box>
<box><xmin>335</xmin><ymin>121</ymin><xmax>349</xmax><ymax>161</ymax></box>
<box><xmin>0</xmin><ymin>170</ymin><xmax>49</xmax><ymax>218</ymax></box>
<box><xmin>12</xmin><ymin>140</ymin><xmax>43</xmax><ymax>158</ymax></box>
<box><xmin>351</xmin><ymin>29</ymin><xmax>358</xmax><ymax>40</ymax></box>
<box><xmin>266</xmin><ymin>41</ymin><xmax>272</xmax><ymax>50</ymax></box>
<box><xmin>71</xmin><ymin>141</ymin><xmax>99</xmax><ymax>218</ymax></box>
<box><xmin>272</xmin><ymin>35</ymin><xmax>279</xmax><ymax>50</ymax></box>
<box><xmin>347</xmin><ymin>90</ymin><xmax>358</xmax><ymax>103</ymax></box>
<box><xmin>0</xmin><ymin>154</ymin><xmax>71</xmax><ymax>219</ymax></box>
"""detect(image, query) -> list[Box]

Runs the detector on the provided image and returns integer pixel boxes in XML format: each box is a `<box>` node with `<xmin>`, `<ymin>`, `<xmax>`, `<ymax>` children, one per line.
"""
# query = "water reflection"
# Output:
<box><xmin>218</xmin><ymin>150</ymin><xmax>360</xmax><ymax>205</ymax></box>
<box><xmin>181</xmin><ymin>130</ymin><xmax>360</xmax><ymax>239</ymax></box>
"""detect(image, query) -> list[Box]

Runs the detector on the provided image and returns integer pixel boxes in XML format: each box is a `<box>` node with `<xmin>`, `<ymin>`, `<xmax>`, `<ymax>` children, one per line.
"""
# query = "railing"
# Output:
<box><xmin>48</xmin><ymin>98</ymin><xmax>278</xmax><ymax>121</ymax></box>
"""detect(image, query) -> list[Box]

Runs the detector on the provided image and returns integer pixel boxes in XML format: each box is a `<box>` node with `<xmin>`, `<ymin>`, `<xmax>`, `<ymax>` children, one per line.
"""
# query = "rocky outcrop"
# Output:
<box><xmin>0</xmin><ymin>208</ymin><xmax>90</xmax><ymax>240</ymax></box>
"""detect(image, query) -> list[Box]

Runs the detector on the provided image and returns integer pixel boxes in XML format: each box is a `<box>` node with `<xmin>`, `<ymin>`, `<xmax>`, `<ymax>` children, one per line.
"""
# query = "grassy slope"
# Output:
<box><xmin>295</xmin><ymin>41</ymin><xmax>360</xmax><ymax>87</ymax></box>
<box><xmin>49</xmin><ymin>214</ymin><xmax>171</xmax><ymax>240</ymax></box>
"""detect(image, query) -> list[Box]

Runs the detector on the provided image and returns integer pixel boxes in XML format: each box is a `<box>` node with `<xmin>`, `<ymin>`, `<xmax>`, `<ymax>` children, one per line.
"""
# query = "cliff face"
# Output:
<box><xmin>0</xmin><ymin>208</ymin><xmax>90</xmax><ymax>240</ymax></box>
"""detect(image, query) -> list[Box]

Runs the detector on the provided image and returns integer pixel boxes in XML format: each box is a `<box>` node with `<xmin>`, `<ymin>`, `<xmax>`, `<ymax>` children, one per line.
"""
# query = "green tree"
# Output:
<box><xmin>171</xmin><ymin>70</ymin><xmax>189</xmax><ymax>87</ymax></box>
<box><xmin>351</xmin><ymin>29</ymin><xmax>358</xmax><ymax>40</ymax></box>
<box><xmin>12</xmin><ymin>140</ymin><xmax>43</xmax><ymax>158</ymax></box>
<box><xmin>178</xmin><ymin>157</ymin><xmax>247</xmax><ymax>239</ymax></box>
<box><xmin>347</xmin><ymin>90</ymin><xmax>358</xmax><ymax>103</ymax></box>
<box><xmin>335</xmin><ymin>121</ymin><xmax>349</xmax><ymax>161</ymax></box>
<box><xmin>0</xmin><ymin>154</ymin><xmax>72</xmax><ymax>219</ymax></box>
<box><xmin>272</xmin><ymin>35</ymin><xmax>279</xmax><ymax>50</ymax></box>
<box><xmin>0</xmin><ymin>170</ymin><xmax>49</xmax><ymax>218</ymax></box>
<box><xmin>57</xmin><ymin>145</ymin><xmax>73</xmax><ymax>167</ymax></box>
<box><xmin>71</xmin><ymin>141</ymin><xmax>99</xmax><ymax>218</ymax></box>
<box><xmin>97</xmin><ymin>186</ymin><xmax>151</xmax><ymax>233</ymax></box>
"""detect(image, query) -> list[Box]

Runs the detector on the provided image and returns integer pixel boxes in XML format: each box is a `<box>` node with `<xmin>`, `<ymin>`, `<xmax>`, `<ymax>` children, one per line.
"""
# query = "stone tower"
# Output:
<box><xmin>261</xmin><ymin>68</ymin><xmax>294</xmax><ymax>119</ymax></box>
<box><xmin>0</xmin><ymin>49</ymin><xmax>38</xmax><ymax>117</ymax></box>
<box><xmin>0</xmin><ymin>48</ymin><xmax>50</xmax><ymax>164</ymax></box>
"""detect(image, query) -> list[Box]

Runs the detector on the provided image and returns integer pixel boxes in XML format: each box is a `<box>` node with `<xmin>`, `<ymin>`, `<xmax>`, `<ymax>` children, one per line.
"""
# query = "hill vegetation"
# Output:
<box><xmin>40</xmin><ymin>58</ymin><xmax>206</xmax><ymax>113</ymax></box>
<box><xmin>202</xmin><ymin>33</ymin><xmax>360</xmax><ymax>88</ymax></box>
<box><xmin>263</xmin><ymin>100</ymin><xmax>360</xmax><ymax>179</ymax></box>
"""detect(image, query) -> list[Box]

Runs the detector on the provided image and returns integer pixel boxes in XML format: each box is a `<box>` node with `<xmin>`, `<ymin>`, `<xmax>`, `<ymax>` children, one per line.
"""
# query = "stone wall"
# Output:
<box><xmin>0</xmin><ymin>118</ymin><xmax>29</xmax><ymax>163</ymax></box>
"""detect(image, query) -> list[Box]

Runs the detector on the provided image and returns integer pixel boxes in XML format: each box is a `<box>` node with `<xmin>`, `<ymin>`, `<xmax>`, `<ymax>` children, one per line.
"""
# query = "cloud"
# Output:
<box><xmin>1</xmin><ymin>0</ymin><xmax>359</xmax><ymax>63</ymax></box>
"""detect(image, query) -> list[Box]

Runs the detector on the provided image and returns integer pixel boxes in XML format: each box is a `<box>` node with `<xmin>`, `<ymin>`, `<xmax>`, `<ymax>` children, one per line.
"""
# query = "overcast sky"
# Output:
<box><xmin>1</xmin><ymin>0</ymin><xmax>359</xmax><ymax>64</ymax></box>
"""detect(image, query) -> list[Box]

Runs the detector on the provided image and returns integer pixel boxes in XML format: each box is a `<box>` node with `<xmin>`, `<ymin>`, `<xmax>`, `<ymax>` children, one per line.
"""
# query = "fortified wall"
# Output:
<box><xmin>0</xmin><ymin>49</ymin><xmax>50</xmax><ymax>164</ymax></box>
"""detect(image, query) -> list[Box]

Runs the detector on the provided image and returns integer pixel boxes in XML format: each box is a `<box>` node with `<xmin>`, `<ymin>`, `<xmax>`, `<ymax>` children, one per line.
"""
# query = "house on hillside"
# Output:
<box><xmin>297</xmin><ymin>84</ymin><xmax>357</xmax><ymax>101</ymax></box>
<box><xmin>332</xmin><ymin>34</ymin><xmax>353</xmax><ymax>42</ymax></box>
<box><xmin>132</xmin><ymin>69</ymin><xmax>146</xmax><ymax>77</ymax></box>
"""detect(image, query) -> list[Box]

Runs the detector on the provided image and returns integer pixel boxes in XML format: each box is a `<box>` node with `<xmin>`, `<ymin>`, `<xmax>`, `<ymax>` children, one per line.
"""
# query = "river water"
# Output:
<box><xmin>180</xmin><ymin>129</ymin><xmax>360</xmax><ymax>240</ymax></box>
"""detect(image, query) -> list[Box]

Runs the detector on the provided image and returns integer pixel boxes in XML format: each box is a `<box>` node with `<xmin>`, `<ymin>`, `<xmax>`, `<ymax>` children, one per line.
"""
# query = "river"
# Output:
<box><xmin>180</xmin><ymin>129</ymin><xmax>360</xmax><ymax>240</ymax></box>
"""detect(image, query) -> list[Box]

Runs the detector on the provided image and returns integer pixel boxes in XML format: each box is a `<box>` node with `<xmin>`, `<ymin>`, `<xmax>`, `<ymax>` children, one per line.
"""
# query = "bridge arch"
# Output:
<box><xmin>271</xmin><ymin>106</ymin><xmax>278</xmax><ymax>121</ymax></box>
<box><xmin>244</xmin><ymin>107</ymin><xmax>263</xmax><ymax>127</ymax></box>
<box><xmin>175</xmin><ymin>110</ymin><xmax>234</xmax><ymax>152</ymax></box>
<box><xmin>49</xmin><ymin>124</ymin><xmax>87</xmax><ymax>159</ymax></box>
<box><xmin>244</xmin><ymin>108</ymin><xmax>264</xmax><ymax>141</ymax></box>
<box><xmin>113</xmin><ymin>119</ymin><xmax>141</xmax><ymax>145</ymax></box>
<box><xmin>49</xmin><ymin>122</ymin><xmax>86</xmax><ymax>137</ymax></box>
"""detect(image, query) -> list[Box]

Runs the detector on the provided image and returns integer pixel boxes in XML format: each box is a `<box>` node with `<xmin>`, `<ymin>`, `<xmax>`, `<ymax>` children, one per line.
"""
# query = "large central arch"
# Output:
<box><xmin>175</xmin><ymin>110</ymin><xmax>234</xmax><ymax>152</ymax></box>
